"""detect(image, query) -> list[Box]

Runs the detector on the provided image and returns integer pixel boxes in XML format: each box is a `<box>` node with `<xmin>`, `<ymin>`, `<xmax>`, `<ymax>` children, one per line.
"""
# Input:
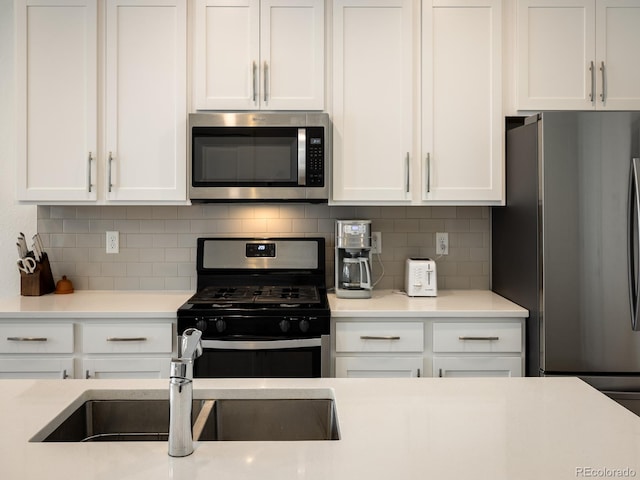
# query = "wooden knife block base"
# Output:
<box><xmin>20</xmin><ymin>255</ymin><xmax>55</xmax><ymax>296</ymax></box>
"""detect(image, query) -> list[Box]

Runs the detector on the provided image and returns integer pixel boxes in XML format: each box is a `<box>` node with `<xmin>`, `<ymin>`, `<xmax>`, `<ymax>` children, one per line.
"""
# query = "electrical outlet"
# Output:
<box><xmin>436</xmin><ymin>232</ymin><xmax>449</xmax><ymax>255</ymax></box>
<box><xmin>371</xmin><ymin>231</ymin><xmax>382</xmax><ymax>254</ymax></box>
<box><xmin>106</xmin><ymin>231</ymin><xmax>119</xmax><ymax>254</ymax></box>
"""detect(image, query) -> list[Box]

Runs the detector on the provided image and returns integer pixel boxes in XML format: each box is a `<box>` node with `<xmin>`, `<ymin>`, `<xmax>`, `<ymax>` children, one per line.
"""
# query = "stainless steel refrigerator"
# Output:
<box><xmin>492</xmin><ymin>111</ymin><xmax>640</xmax><ymax>414</ymax></box>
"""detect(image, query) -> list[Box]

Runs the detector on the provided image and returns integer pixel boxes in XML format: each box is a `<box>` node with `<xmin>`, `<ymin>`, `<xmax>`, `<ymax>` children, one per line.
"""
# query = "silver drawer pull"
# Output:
<box><xmin>458</xmin><ymin>336</ymin><xmax>499</xmax><ymax>341</ymax></box>
<box><xmin>107</xmin><ymin>337</ymin><xmax>148</xmax><ymax>342</ymax></box>
<box><xmin>7</xmin><ymin>336</ymin><xmax>48</xmax><ymax>342</ymax></box>
<box><xmin>360</xmin><ymin>335</ymin><xmax>401</xmax><ymax>340</ymax></box>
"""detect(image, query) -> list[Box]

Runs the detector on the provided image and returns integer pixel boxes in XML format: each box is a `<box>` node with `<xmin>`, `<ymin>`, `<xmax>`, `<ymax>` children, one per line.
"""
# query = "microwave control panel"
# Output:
<box><xmin>306</xmin><ymin>127</ymin><xmax>325</xmax><ymax>187</ymax></box>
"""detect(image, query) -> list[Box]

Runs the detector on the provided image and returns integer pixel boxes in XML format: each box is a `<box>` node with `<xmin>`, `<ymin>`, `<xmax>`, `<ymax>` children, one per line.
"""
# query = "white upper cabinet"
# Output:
<box><xmin>104</xmin><ymin>0</ymin><xmax>187</xmax><ymax>201</ymax></box>
<box><xmin>517</xmin><ymin>0</ymin><xmax>640</xmax><ymax>110</ymax></box>
<box><xmin>422</xmin><ymin>0</ymin><xmax>503</xmax><ymax>203</ymax></box>
<box><xmin>16</xmin><ymin>0</ymin><xmax>187</xmax><ymax>204</ymax></box>
<box><xmin>332</xmin><ymin>0</ymin><xmax>415</xmax><ymax>202</ymax></box>
<box><xmin>193</xmin><ymin>0</ymin><xmax>324</xmax><ymax>110</ymax></box>
<box><xmin>16</xmin><ymin>0</ymin><xmax>98</xmax><ymax>202</ymax></box>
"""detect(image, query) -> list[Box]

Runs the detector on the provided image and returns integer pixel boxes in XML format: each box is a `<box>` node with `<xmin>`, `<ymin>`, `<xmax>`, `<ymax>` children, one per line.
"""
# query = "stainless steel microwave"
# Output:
<box><xmin>188</xmin><ymin>112</ymin><xmax>330</xmax><ymax>202</ymax></box>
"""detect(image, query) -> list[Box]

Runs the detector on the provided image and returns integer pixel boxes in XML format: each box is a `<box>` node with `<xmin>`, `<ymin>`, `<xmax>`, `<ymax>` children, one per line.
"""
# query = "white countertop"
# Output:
<box><xmin>3</xmin><ymin>377</ymin><xmax>639</xmax><ymax>480</ymax></box>
<box><xmin>0</xmin><ymin>290</ymin><xmax>192</xmax><ymax>318</ymax></box>
<box><xmin>0</xmin><ymin>289</ymin><xmax>527</xmax><ymax>319</ymax></box>
<box><xmin>329</xmin><ymin>289</ymin><xmax>528</xmax><ymax>317</ymax></box>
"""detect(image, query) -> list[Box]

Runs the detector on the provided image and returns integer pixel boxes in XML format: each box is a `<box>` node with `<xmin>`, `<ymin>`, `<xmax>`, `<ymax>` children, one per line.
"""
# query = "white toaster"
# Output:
<box><xmin>405</xmin><ymin>258</ymin><xmax>437</xmax><ymax>297</ymax></box>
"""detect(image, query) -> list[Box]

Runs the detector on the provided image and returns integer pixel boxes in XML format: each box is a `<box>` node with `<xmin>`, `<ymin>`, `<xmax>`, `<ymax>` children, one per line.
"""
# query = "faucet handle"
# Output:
<box><xmin>180</xmin><ymin>328</ymin><xmax>203</xmax><ymax>360</ymax></box>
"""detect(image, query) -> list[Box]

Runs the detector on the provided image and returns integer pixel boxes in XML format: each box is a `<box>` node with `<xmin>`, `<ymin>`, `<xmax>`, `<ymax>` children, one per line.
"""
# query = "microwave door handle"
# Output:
<box><xmin>298</xmin><ymin>128</ymin><xmax>306</xmax><ymax>185</ymax></box>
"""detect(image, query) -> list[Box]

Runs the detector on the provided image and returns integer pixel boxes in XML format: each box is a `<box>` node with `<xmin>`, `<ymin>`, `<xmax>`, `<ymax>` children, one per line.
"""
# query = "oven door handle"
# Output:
<box><xmin>200</xmin><ymin>338</ymin><xmax>321</xmax><ymax>350</ymax></box>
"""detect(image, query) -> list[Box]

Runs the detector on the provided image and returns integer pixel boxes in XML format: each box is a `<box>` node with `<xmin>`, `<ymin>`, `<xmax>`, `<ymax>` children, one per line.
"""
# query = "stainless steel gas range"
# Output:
<box><xmin>177</xmin><ymin>237</ymin><xmax>331</xmax><ymax>378</ymax></box>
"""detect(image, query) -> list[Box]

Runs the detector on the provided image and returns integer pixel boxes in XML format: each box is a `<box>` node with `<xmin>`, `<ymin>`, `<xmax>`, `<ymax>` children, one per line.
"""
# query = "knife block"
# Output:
<box><xmin>20</xmin><ymin>254</ymin><xmax>55</xmax><ymax>296</ymax></box>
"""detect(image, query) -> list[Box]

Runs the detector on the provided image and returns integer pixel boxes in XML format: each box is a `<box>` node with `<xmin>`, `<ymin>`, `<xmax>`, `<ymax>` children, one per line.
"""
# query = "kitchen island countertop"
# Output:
<box><xmin>2</xmin><ymin>376</ymin><xmax>639</xmax><ymax>480</ymax></box>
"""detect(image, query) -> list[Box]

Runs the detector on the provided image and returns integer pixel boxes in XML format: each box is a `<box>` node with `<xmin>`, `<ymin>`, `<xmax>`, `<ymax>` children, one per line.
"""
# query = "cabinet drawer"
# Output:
<box><xmin>433</xmin><ymin>356</ymin><xmax>522</xmax><ymax>378</ymax></box>
<box><xmin>335</xmin><ymin>356</ymin><xmax>423</xmax><ymax>378</ymax></box>
<box><xmin>0</xmin><ymin>323</ymin><xmax>73</xmax><ymax>354</ymax></box>
<box><xmin>336</xmin><ymin>322</ymin><xmax>424</xmax><ymax>353</ymax></box>
<box><xmin>82</xmin><ymin>323</ymin><xmax>172</xmax><ymax>354</ymax></box>
<box><xmin>433</xmin><ymin>322</ymin><xmax>522</xmax><ymax>353</ymax></box>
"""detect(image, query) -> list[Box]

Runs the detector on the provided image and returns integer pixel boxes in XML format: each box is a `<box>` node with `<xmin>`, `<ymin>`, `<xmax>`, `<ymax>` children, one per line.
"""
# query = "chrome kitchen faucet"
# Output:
<box><xmin>168</xmin><ymin>328</ymin><xmax>202</xmax><ymax>457</ymax></box>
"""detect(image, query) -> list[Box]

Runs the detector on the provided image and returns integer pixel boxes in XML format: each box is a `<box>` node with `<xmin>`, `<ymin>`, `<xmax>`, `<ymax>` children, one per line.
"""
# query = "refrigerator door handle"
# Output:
<box><xmin>628</xmin><ymin>158</ymin><xmax>640</xmax><ymax>330</ymax></box>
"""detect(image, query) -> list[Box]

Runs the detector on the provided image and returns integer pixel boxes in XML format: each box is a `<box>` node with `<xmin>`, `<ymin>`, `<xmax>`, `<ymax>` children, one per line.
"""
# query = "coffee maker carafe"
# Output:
<box><xmin>335</xmin><ymin>220</ymin><xmax>373</xmax><ymax>299</ymax></box>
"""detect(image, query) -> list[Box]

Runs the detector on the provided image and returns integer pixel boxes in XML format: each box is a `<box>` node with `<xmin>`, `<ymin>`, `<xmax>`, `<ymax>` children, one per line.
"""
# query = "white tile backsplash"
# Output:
<box><xmin>37</xmin><ymin>204</ymin><xmax>490</xmax><ymax>291</ymax></box>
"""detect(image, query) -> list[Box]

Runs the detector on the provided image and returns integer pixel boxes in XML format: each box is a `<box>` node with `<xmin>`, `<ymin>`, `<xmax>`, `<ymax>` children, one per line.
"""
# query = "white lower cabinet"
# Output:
<box><xmin>81</xmin><ymin>322</ymin><xmax>173</xmax><ymax>379</ymax></box>
<box><xmin>0</xmin><ymin>323</ymin><xmax>74</xmax><ymax>379</ymax></box>
<box><xmin>0</xmin><ymin>319</ymin><xmax>175</xmax><ymax>379</ymax></box>
<box><xmin>333</xmin><ymin>317</ymin><xmax>525</xmax><ymax>378</ymax></box>
<box><xmin>334</xmin><ymin>321</ymin><xmax>425</xmax><ymax>378</ymax></box>
<box><xmin>431</xmin><ymin>321</ymin><xmax>524</xmax><ymax>377</ymax></box>
<box><xmin>433</xmin><ymin>356</ymin><xmax>522</xmax><ymax>377</ymax></box>
<box><xmin>336</xmin><ymin>356</ymin><xmax>423</xmax><ymax>378</ymax></box>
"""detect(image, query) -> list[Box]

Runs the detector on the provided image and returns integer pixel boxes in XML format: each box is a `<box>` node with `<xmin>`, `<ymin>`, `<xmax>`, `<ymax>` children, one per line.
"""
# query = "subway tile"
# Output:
<box><xmin>407</xmin><ymin>233</ymin><xmax>433</xmax><ymax>248</ymax></box>
<box><xmin>126</xmin><ymin>234</ymin><xmax>154</xmax><ymax>248</ymax></box>
<box><xmin>202</xmin><ymin>204</ymin><xmax>230</xmax><ymax>218</ymax></box>
<box><xmin>418</xmin><ymin>219</ymin><xmax>445</xmax><ymax>232</ymax></box>
<box><xmin>164</xmin><ymin>220</ymin><xmax>190</xmax><ymax>232</ymax></box>
<box><xmin>229</xmin><ymin>205</ymin><xmax>255</xmax><ymax>219</ymax></box>
<box><xmin>406</xmin><ymin>206</ymin><xmax>432</xmax><ymax>219</ymax></box>
<box><xmin>445</xmin><ymin>276</ymin><xmax>471</xmax><ymax>289</ymax></box>
<box><xmin>242</xmin><ymin>218</ymin><xmax>267</xmax><ymax>232</ymax></box>
<box><xmin>50</xmin><ymin>262</ymin><xmax>77</xmax><ymax>277</ymax></box>
<box><xmin>89</xmin><ymin>219</ymin><xmax>115</xmax><ymax>233</ymax></box>
<box><xmin>101</xmin><ymin>263</ymin><xmax>127</xmax><ymax>276</ymax></box>
<box><xmin>190</xmin><ymin>219</ymin><xmax>216</xmax><ymax>234</ymax></box>
<box><xmin>266</xmin><ymin>218</ymin><xmax>293</xmax><ymax>233</ymax></box>
<box><xmin>139</xmin><ymin>277</ymin><xmax>165</xmax><ymax>290</ymax></box>
<box><xmin>152</xmin><ymin>234</ymin><xmax>178</xmax><ymax>248</ymax></box>
<box><xmin>63</xmin><ymin>219</ymin><xmax>90</xmax><ymax>234</ymax></box>
<box><xmin>470</xmin><ymin>247</ymin><xmax>489</xmax><ymax>261</ymax></box>
<box><xmin>76</xmin><ymin>206</ymin><xmax>102</xmax><ymax>219</ymax></box>
<box><xmin>354</xmin><ymin>206</ymin><xmax>382</xmax><ymax>219</ymax></box>
<box><xmin>165</xmin><ymin>248</ymin><xmax>190</xmax><ymax>262</ymax></box>
<box><xmin>50</xmin><ymin>206</ymin><xmax>77</xmax><ymax>219</ymax></box>
<box><xmin>383</xmin><ymin>233</ymin><xmax>408</xmax><ymax>248</ymax></box>
<box><xmin>89</xmin><ymin>276</ymin><xmax>115</xmax><ymax>290</ymax></box>
<box><xmin>126</xmin><ymin>207</ymin><xmax>153</xmax><ymax>219</ymax></box>
<box><xmin>37</xmin><ymin>206</ymin><xmax>50</xmax><ymax>219</ymax></box>
<box><xmin>469</xmin><ymin>218</ymin><xmax>490</xmax><ymax>233</ymax></box>
<box><xmin>307</xmin><ymin>204</ymin><xmax>331</xmax><ymax>218</ymax></box>
<box><xmin>153</xmin><ymin>263</ymin><xmax>178</xmax><ymax>277</ymax></box>
<box><xmin>279</xmin><ymin>205</ymin><xmax>305</xmax><ymax>218</ymax></box>
<box><xmin>177</xmin><ymin>233</ymin><xmax>199</xmax><ymax>248</ymax></box>
<box><xmin>317</xmin><ymin>218</ymin><xmax>335</xmax><ymax>233</ymax></box>
<box><xmin>75</xmin><ymin>262</ymin><xmax>101</xmax><ymax>277</ymax></box>
<box><xmin>76</xmin><ymin>234</ymin><xmax>101</xmax><ymax>248</ymax></box>
<box><xmin>456</xmin><ymin>206</ymin><xmax>484</xmax><ymax>219</ymax></box>
<box><xmin>254</xmin><ymin>205</ymin><xmax>280</xmax><ymax>219</ymax></box>
<box><xmin>457</xmin><ymin>232</ymin><xmax>484</xmax><ymax>248</ymax></box>
<box><xmin>100</xmin><ymin>206</ymin><xmax>128</xmax><ymax>219</ymax></box>
<box><xmin>62</xmin><ymin>247</ymin><xmax>90</xmax><ymax>263</ymax></box>
<box><xmin>292</xmin><ymin>219</ymin><xmax>318</xmax><ymax>233</ymax></box>
<box><xmin>70</xmin><ymin>276</ymin><xmax>89</xmax><ymax>290</ymax></box>
<box><xmin>113</xmin><ymin>219</ymin><xmax>141</xmax><ymax>233</ymax></box>
<box><xmin>139</xmin><ymin>220</ymin><xmax>166</xmax><ymax>234</ymax></box>
<box><xmin>457</xmin><ymin>261</ymin><xmax>485</xmax><ymax>277</ymax></box>
<box><xmin>178</xmin><ymin>205</ymin><xmax>205</xmax><ymax>219</ymax></box>
<box><xmin>371</xmin><ymin>219</ymin><xmax>394</xmax><ymax>232</ymax></box>
<box><xmin>152</xmin><ymin>206</ymin><xmax>178</xmax><ymax>220</ymax></box>
<box><xmin>177</xmin><ymin>263</ymin><xmax>196</xmax><ymax>277</ymax></box>
<box><xmin>114</xmin><ymin>277</ymin><xmax>141</xmax><ymax>290</ymax></box>
<box><xmin>329</xmin><ymin>206</ymin><xmax>356</xmax><ymax>219</ymax></box>
<box><xmin>215</xmin><ymin>219</ymin><xmax>243</xmax><ymax>233</ymax></box>
<box><xmin>380</xmin><ymin>207</ymin><xmax>406</xmax><ymax>219</ymax></box>
<box><xmin>431</xmin><ymin>206</ymin><xmax>457</xmax><ymax>219</ymax></box>
<box><xmin>470</xmin><ymin>276</ymin><xmax>490</xmax><ymax>289</ymax></box>
<box><xmin>38</xmin><ymin>219</ymin><xmax>64</xmax><ymax>233</ymax></box>
<box><xmin>50</xmin><ymin>234</ymin><xmax>76</xmax><ymax>248</ymax></box>
<box><xmin>126</xmin><ymin>262</ymin><xmax>154</xmax><ymax>276</ymax></box>
<box><xmin>165</xmin><ymin>277</ymin><xmax>191</xmax><ymax>290</ymax></box>
<box><xmin>394</xmin><ymin>219</ymin><xmax>420</xmax><ymax>233</ymax></box>
<box><xmin>139</xmin><ymin>248</ymin><xmax>166</xmax><ymax>262</ymax></box>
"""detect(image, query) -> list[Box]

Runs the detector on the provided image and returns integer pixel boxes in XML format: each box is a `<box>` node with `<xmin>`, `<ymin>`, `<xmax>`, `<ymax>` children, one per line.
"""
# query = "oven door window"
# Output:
<box><xmin>192</xmin><ymin>127</ymin><xmax>299</xmax><ymax>186</ymax></box>
<box><xmin>194</xmin><ymin>346</ymin><xmax>321</xmax><ymax>378</ymax></box>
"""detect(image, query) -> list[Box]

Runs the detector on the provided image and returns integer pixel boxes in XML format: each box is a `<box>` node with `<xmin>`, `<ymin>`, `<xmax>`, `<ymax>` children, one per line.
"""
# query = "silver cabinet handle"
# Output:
<box><xmin>106</xmin><ymin>337</ymin><xmax>148</xmax><ymax>342</ymax></box>
<box><xmin>628</xmin><ymin>158</ymin><xmax>640</xmax><ymax>331</ymax></box>
<box><xmin>405</xmin><ymin>153</ymin><xmax>410</xmax><ymax>193</ymax></box>
<box><xmin>263</xmin><ymin>61</ymin><xmax>268</xmax><ymax>103</ymax></box>
<box><xmin>86</xmin><ymin>370</ymin><xmax>91</xmax><ymax>379</ymax></box>
<box><xmin>425</xmin><ymin>153</ymin><xmax>431</xmax><ymax>194</ymax></box>
<box><xmin>360</xmin><ymin>335</ymin><xmax>401</xmax><ymax>340</ymax></box>
<box><xmin>252</xmin><ymin>61</ymin><xmax>257</xmax><ymax>104</ymax></box>
<box><xmin>7</xmin><ymin>336</ymin><xmax>48</xmax><ymax>342</ymax></box>
<box><xmin>600</xmin><ymin>61</ymin><xmax>606</xmax><ymax>103</ymax></box>
<box><xmin>417</xmin><ymin>368</ymin><xmax>421</xmax><ymax>378</ymax></box>
<box><xmin>458</xmin><ymin>336</ymin><xmax>499</xmax><ymax>341</ymax></box>
<box><xmin>62</xmin><ymin>369</ymin><xmax>69</xmax><ymax>379</ymax></box>
<box><xmin>108</xmin><ymin>151</ymin><xmax>114</xmax><ymax>193</ymax></box>
<box><xmin>87</xmin><ymin>152</ymin><xmax>93</xmax><ymax>193</ymax></box>
<box><xmin>589</xmin><ymin>61</ymin><xmax>595</xmax><ymax>102</ymax></box>
<box><xmin>438</xmin><ymin>368</ymin><xmax>443</xmax><ymax>377</ymax></box>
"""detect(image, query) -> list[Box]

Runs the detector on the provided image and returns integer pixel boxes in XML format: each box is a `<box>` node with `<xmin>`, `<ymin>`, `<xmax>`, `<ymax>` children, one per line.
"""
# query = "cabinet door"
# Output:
<box><xmin>332</xmin><ymin>0</ymin><xmax>414</xmax><ymax>202</ymax></box>
<box><xmin>83</xmin><ymin>357</ymin><xmax>170</xmax><ymax>379</ymax></box>
<box><xmin>422</xmin><ymin>0</ymin><xmax>503</xmax><ymax>203</ymax></box>
<box><xmin>595</xmin><ymin>0</ymin><xmax>640</xmax><ymax>110</ymax></box>
<box><xmin>194</xmin><ymin>0</ymin><xmax>260</xmax><ymax>110</ymax></box>
<box><xmin>433</xmin><ymin>356</ymin><xmax>522</xmax><ymax>377</ymax></box>
<box><xmin>516</xmin><ymin>0</ymin><xmax>596</xmax><ymax>110</ymax></box>
<box><xmin>260</xmin><ymin>0</ymin><xmax>324</xmax><ymax>110</ymax></box>
<box><xmin>0</xmin><ymin>358</ymin><xmax>74</xmax><ymax>379</ymax></box>
<box><xmin>16</xmin><ymin>0</ymin><xmax>98</xmax><ymax>202</ymax></box>
<box><xmin>335</xmin><ymin>356</ymin><xmax>423</xmax><ymax>377</ymax></box>
<box><xmin>104</xmin><ymin>0</ymin><xmax>186</xmax><ymax>202</ymax></box>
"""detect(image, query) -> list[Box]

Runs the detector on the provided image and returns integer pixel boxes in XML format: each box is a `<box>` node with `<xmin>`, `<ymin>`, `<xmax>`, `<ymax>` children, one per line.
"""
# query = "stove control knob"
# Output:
<box><xmin>215</xmin><ymin>318</ymin><xmax>227</xmax><ymax>333</ymax></box>
<box><xmin>279</xmin><ymin>319</ymin><xmax>291</xmax><ymax>333</ymax></box>
<box><xmin>195</xmin><ymin>319</ymin><xmax>208</xmax><ymax>332</ymax></box>
<box><xmin>299</xmin><ymin>318</ymin><xmax>310</xmax><ymax>333</ymax></box>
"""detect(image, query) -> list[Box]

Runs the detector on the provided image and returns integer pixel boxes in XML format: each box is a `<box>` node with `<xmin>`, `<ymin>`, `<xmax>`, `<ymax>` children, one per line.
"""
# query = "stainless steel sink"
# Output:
<box><xmin>36</xmin><ymin>397</ymin><xmax>340</xmax><ymax>442</ymax></box>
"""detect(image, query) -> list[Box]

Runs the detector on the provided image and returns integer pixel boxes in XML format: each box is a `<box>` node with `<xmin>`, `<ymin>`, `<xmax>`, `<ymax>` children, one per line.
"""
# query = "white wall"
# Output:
<box><xmin>0</xmin><ymin>0</ymin><xmax>38</xmax><ymax>297</ymax></box>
